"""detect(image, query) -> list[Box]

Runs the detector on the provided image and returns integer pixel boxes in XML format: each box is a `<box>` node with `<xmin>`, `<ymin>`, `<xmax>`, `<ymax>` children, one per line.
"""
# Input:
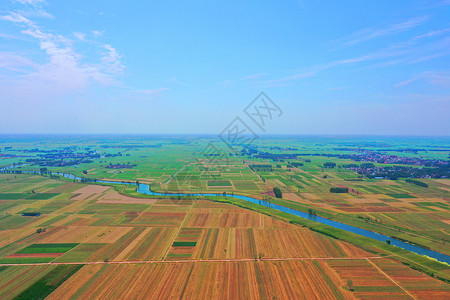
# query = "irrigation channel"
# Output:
<box><xmin>1</xmin><ymin>167</ymin><xmax>449</xmax><ymax>265</ymax></box>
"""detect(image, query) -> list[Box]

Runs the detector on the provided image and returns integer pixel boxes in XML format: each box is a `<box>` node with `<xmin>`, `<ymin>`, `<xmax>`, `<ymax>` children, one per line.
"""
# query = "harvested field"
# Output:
<box><xmin>70</xmin><ymin>185</ymin><xmax>110</xmax><ymax>201</ymax></box>
<box><xmin>193</xmin><ymin>227</ymin><xmax>369</xmax><ymax>260</ymax></box>
<box><xmin>132</xmin><ymin>212</ymin><xmax>186</xmax><ymax>226</ymax></box>
<box><xmin>47</xmin><ymin>261</ymin><xmax>352</xmax><ymax>299</ymax></box>
<box><xmin>33</xmin><ymin>226</ymin><xmax>132</xmax><ymax>244</ymax></box>
<box><xmin>282</xmin><ymin>192</ymin><xmax>304</xmax><ymax>202</ymax></box>
<box><xmin>184</xmin><ymin>212</ymin><xmax>265</xmax><ymax>228</ymax></box>
<box><xmin>96</xmin><ymin>190</ymin><xmax>157</xmax><ymax>205</ymax></box>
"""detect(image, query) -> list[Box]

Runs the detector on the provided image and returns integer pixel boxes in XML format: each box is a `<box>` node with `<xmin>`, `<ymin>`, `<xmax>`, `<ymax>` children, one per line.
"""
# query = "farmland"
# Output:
<box><xmin>0</xmin><ymin>135</ymin><xmax>449</xmax><ymax>298</ymax></box>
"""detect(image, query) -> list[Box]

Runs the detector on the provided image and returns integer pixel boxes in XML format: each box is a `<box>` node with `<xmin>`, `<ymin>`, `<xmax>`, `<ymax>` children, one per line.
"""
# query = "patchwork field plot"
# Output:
<box><xmin>0</xmin><ymin>134</ymin><xmax>449</xmax><ymax>298</ymax></box>
<box><xmin>167</xmin><ymin>228</ymin><xmax>202</xmax><ymax>260</ymax></box>
<box><xmin>0</xmin><ymin>243</ymin><xmax>79</xmax><ymax>264</ymax></box>
<box><xmin>207</xmin><ymin>180</ymin><xmax>232</xmax><ymax>187</ymax></box>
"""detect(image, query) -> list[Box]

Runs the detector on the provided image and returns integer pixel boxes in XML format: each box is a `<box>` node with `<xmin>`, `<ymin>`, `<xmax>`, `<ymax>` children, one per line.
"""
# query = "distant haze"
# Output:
<box><xmin>0</xmin><ymin>1</ymin><xmax>449</xmax><ymax>135</ymax></box>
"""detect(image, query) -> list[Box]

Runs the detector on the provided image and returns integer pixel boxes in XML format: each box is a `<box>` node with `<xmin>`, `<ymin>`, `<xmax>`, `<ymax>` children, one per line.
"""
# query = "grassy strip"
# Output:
<box><xmin>0</xmin><ymin>257</ymin><xmax>55</xmax><ymax>264</ymax></box>
<box><xmin>16</xmin><ymin>243</ymin><xmax>78</xmax><ymax>254</ymax></box>
<box><xmin>0</xmin><ymin>193</ymin><xmax>60</xmax><ymax>200</ymax></box>
<box><xmin>14</xmin><ymin>265</ymin><xmax>83</xmax><ymax>300</ymax></box>
<box><xmin>167</xmin><ymin>253</ymin><xmax>193</xmax><ymax>258</ymax></box>
<box><xmin>172</xmin><ymin>241</ymin><xmax>197</xmax><ymax>247</ymax></box>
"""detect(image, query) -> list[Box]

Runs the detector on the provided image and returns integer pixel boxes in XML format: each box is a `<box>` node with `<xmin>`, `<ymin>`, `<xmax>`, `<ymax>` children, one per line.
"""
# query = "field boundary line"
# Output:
<box><xmin>366</xmin><ymin>258</ymin><xmax>417</xmax><ymax>300</ymax></box>
<box><xmin>0</xmin><ymin>255</ymin><xmax>388</xmax><ymax>267</ymax></box>
<box><xmin>161</xmin><ymin>196</ymin><xmax>194</xmax><ymax>260</ymax></box>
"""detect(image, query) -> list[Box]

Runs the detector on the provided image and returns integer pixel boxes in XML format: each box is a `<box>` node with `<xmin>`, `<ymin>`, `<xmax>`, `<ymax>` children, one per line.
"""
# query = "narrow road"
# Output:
<box><xmin>366</xmin><ymin>258</ymin><xmax>417</xmax><ymax>300</ymax></box>
<box><xmin>0</xmin><ymin>255</ymin><xmax>390</xmax><ymax>267</ymax></box>
<box><xmin>164</xmin><ymin>163</ymin><xmax>190</xmax><ymax>184</ymax></box>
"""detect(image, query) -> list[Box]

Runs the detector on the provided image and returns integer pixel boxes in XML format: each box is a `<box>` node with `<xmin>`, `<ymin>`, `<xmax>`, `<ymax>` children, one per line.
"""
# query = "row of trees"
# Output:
<box><xmin>405</xmin><ymin>179</ymin><xmax>429</xmax><ymax>188</ymax></box>
<box><xmin>330</xmin><ymin>187</ymin><xmax>349</xmax><ymax>193</ymax></box>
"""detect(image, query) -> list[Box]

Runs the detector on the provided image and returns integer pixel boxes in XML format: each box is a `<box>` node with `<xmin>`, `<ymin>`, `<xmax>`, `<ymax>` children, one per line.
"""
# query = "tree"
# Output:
<box><xmin>323</xmin><ymin>162</ymin><xmax>336</xmax><ymax>169</ymax></box>
<box><xmin>347</xmin><ymin>279</ymin><xmax>353</xmax><ymax>291</ymax></box>
<box><xmin>273</xmin><ymin>187</ymin><xmax>282</xmax><ymax>198</ymax></box>
<box><xmin>82</xmin><ymin>170</ymin><xmax>88</xmax><ymax>175</ymax></box>
<box><xmin>386</xmin><ymin>239</ymin><xmax>391</xmax><ymax>245</ymax></box>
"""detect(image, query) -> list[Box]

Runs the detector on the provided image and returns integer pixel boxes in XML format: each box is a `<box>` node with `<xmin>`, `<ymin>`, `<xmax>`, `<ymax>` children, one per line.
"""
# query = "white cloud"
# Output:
<box><xmin>0</xmin><ymin>11</ymin><xmax>124</xmax><ymax>95</ymax></box>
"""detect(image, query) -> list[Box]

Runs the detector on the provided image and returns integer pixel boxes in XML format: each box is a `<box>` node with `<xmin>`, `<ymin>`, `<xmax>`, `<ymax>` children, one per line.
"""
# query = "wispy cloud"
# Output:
<box><xmin>219</xmin><ymin>72</ymin><xmax>268</xmax><ymax>86</ymax></box>
<box><xmin>14</xmin><ymin>0</ymin><xmax>45</xmax><ymax>5</ymax></box>
<box><xmin>102</xmin><ymin>44</ymin><xmax>124</xmax><ymax>74</ymax></box>
<box><xmin>0</xmin><ymin>52</ymin><xmax>37</xmax><ymax>72</ymax></box>
<box><xmin>92</xmin><ymin>30</ymin><xmax>104</xmax><ymax>38</ymax></box>
<box><xmin>328</xmin><ymin>86</ymin><xmax>348</xmax><ymax>90</ymax></box>
<box><xmin>0</xmin><ymin>32</ymin><xmax>24</xmax><ymax>40</ymax></box>
<box><xmin>170</xmin><ymin>77</ymin><xmax>200</xmax><ymax>88</ymax></box>
<box><xmin>73</xmin><ymin>32</ymin><xmax>86</xmax><ymax>41</ymax></box>
<box><xmin>263</xmin><ymin>71</ymin><xmax>317</xmax><ymax>86</ymax></box>
<box><xmin>124</xmin><ymin>88</ymin><xmax>170</xmax><ymax>101</ymax></box>
<box><xmin>415</xmin><ymin>28</ymin><xmax>450</xmax><ymax>39</ymax></box>
<box><xmin>263</xmin><ymin>46</ymin><xmax>407</xmax><ymax>86</ymax></box>
<box><xmin>137</xmin><ymin>88</ymin><xmax>169</xmax><ymax>95</ymax></box>
<box><xmin>268</xmin><ymin>20</ymin><xmax>450</xmax><ymax>88</ymax></box>
<box><xmin>329</xmin><ymin>16</ymin><xmax>429</xmax><ymax>49</ymax></box>
<box><xmin>12</xmin><ymin>0</ymin><xmax>53</xmax><ymax>19</ymax></box>
<box><xmin>395</xmin><ymin>71</ymin><xmax>450</xmax><ymax>88</ymax></box>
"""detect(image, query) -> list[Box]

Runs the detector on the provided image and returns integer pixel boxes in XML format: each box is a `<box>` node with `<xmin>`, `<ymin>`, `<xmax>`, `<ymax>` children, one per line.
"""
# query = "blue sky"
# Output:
<box><xmin>1</xmin><ymin>0</ymin><xmax>449</xmax><ymax>135</ymax></box>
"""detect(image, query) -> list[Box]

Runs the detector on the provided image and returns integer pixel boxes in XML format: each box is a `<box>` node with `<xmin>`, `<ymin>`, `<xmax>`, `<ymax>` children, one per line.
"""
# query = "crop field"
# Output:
<box><xmin>0</xmin><ymin>136</ymin><xmax>449</xmax><ymax>298</ymax></box>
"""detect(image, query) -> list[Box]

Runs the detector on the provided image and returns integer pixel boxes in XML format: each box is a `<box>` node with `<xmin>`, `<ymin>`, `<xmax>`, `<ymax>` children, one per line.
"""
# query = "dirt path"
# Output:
<box><xmin>164</xmin><ymin>163</ymin><xmax>191</xmax><ymax>184</ymax></box>
<box><xmin>366</xmin><ymin>258</ymin><xmax>417</xmax><ymax>300</ymax></box>
<box><xmin>0</xmin><ymin>255</ymin><xmax>389</xmax><ymax>267</ymax></box>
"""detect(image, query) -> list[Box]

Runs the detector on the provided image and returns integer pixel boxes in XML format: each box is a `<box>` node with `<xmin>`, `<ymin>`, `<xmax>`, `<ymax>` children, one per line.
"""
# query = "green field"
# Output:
<box><xmin>207</xmin><ymin>180</ymin><xmax>232</xmax><ymax>187</ymax></box>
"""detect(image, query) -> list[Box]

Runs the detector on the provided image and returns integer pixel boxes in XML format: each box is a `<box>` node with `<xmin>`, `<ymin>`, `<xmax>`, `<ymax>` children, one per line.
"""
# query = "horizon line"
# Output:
<box><xmin>0</xmin><ymin>133</ymin><xmax>449</xmax><ymax>138</ymax></box>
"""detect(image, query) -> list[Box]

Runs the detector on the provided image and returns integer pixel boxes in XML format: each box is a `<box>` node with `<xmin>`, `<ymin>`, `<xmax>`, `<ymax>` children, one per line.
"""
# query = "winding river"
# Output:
<box><xmin>1</xmin><ymin>167</ymin><xmax>449</xmax><ymax>264</ymax></box>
